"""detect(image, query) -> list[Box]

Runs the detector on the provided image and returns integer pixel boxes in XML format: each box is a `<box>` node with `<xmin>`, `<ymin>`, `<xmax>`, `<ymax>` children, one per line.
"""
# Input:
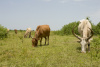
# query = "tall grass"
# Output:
<box><xmin>0</xmin><ymin>31</ymin><xmax>100</xmax><ymax>67</ymax></box>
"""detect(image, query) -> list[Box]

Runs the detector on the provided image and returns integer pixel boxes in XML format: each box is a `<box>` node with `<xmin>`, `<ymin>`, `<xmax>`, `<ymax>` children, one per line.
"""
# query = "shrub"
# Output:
<box><xmin>61</xmin><ymin>22</ymin><xmax>79</xmax><ymax>35</ymax></box>
<box><xmin>54</xmin><ymin>22</ymin><xmax>79</xmax><ymax>35</ymax></box>
<box><xmin>54</xmin><ymin>19</ymin><xmax>98</xmax><ymax>36</ymax></box>
<box><xmin>94</xmin><ymin>22</ymin><xmax>100</xmax><ymax>35</ymax></box>
<box><xmin>91</xmin><ymin>36</ymin><xmax>100</xmax><ymax>58</ymax></box>
<box><xmin>0</xmin><ymin>24</ymin><xmax>7</xmax><ymax>39</ymax></box>
<box><xmin>91</xmin><ymin>23</ymin><xmax>96</xmax><ymax>35</ymax></box>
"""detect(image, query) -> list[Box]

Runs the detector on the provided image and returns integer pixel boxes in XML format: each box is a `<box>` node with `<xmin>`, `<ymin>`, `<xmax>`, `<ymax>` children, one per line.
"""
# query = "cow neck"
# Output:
<box><xmin>82</xmin><ymin>26</ymin><xmax>88</xmax><ymax>38</ymax></box>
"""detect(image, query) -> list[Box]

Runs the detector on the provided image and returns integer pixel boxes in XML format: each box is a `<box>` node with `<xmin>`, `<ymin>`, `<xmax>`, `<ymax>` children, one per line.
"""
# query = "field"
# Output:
<box><xmin>0</xmin><ymin>31</ymin><xmax>100</xmax><ymax>67</ymax></box>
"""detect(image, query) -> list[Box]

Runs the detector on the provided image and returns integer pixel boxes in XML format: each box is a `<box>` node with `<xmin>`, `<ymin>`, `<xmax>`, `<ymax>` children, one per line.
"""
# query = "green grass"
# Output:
<box><xmin>0</xmin><ymin>31</ymin><xmax>100</xmax><ymax>67</ymax></box>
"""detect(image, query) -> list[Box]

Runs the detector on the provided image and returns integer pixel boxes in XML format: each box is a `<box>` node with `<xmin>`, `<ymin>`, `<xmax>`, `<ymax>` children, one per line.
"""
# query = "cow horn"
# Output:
<box><xmin>86</xmin><ymin>28</ymin><xmax>94</xmax><ymax>41</ymax></box>
<box><xmin>72</xmin><ymin>25</ymin><xmax>82</xmax><ymax>41</ymax></box>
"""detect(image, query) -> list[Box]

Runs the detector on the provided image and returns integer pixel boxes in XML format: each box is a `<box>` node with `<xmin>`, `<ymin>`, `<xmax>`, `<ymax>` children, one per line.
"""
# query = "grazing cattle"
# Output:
<box><xmin>72</xmin><ymin>19</ymin><xmax>93</xmax><ymax>53</ymax></box>
<box><xmin>32</xmin><ymin>38</ymin><xmax>38</xmax><ymax>47</ymax></box>
<box><xmin>14</xmin><ymin>29</ymin><xmax>17</xmax><ymax>34</ymax></box>
<box><xmin>24</xmin><ymin>28</ymin><xmax>31</xmax><ymax>38</ymax></box>
<box><xmin>32</xmin><ymin>25</ymin><xmax>50</xmax><ymax>47</ymax></box>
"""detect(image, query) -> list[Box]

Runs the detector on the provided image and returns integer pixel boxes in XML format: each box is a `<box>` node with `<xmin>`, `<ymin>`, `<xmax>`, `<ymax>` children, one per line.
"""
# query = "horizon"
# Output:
<box><xmin>0</xmin><ymin>0</ymin><xmax>100</xmax><ymax>30</ymax></box>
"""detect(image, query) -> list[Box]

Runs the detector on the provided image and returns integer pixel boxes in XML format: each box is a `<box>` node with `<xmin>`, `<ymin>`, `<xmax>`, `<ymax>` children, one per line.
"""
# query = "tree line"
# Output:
<box><xmin>0</xmin><ymin>18</ymin><xmax>100</xmax><ymax>39</ymax></box>
<box><xmin>54</xmin><ymin>19</ymin><xmax>100</xmax><ymax>36</ymax></box>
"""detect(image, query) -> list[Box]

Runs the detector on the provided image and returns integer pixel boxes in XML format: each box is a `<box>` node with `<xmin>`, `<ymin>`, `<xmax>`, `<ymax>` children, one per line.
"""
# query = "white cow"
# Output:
<box><xmin>72</xmin><ymin>19</ymin><xmax>93</xmax><ymax>53</ymax></box>
<box><xmin>24</xmin><ymin>28</ymin><xmax>31</xmax><ymax>38</ymax></box>
<box><xmin>7</xmin><ymin>29</ymin><xmax>9</xmax><ymax>33</ymax></box>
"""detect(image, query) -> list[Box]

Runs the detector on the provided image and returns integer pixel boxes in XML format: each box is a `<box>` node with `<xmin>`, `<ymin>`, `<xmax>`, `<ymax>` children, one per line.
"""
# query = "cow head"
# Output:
<box><xmin>72</xmin><ymin>26</ymin><xmax>93</xmax><ymax>53</ymax></box>
<box><xmin>32</xmin><ymin>37</ymin><xmax>38</xmax><ymax>47</ymax></box>
<box><xmin>24</xmin><ymin>34</ymin><xmax>27</xmax><ymax>38</ymax></box>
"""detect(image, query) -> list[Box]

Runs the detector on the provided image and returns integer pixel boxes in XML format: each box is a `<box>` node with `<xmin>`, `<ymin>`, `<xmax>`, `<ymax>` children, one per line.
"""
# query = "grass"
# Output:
<box><xmin>0</xmin><ymin>31</ymin><xmax>100</xmax><ymax>67</ymax></box>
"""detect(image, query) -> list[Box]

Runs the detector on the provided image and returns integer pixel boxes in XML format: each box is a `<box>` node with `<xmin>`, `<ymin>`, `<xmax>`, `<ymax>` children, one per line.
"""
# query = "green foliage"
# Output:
<box><xmin>0</xmin><ymin>25</ymin><xmax>7</xmax><ymax>39</ymax></box>
<box><xmin>91</xmin><ymin>36</ymin><xmax>100</xmax><ymax>58</ymax></box>
<box><xmin>94</xmin><ymin>22</ymin><xmax>100</xmax><ymax>35</ymax></box>
<box><xmin>61</xmin><ymin>22</ymin><xmax>79</xmax><ymax>35</ymax></box>
<box><xmin>19</xmin><ymin>35</ymin><xmax>24</xmax><ymax>43</ymax></box>
<box><xmin>54</xmin><ymin>17</ymin><xmax>99</xmax><ymax>35</ymax></box>
<box><xmin>54</xmin><ymin>22</ymin><xmax>79</xmax><ymax>35</ymax></box>
<box><xmin>91</xmin><ymin>23</ymin><xmax>96</xmax><ymax>35</ymax></box>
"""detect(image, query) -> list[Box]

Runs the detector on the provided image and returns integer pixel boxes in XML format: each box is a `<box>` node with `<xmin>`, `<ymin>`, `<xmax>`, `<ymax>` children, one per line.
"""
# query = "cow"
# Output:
<box><xmin>72</xmin><ymin>19</ymin><xmax>93</xmax><ymax>53</ymax></box>
<box><xmin>7</xmin><ymin>29</ymin><xmax>9</xmax><ymax>33</ymax></box>
<box><xmin>24</xmin><ymin>28</ymin><xmax>31</xmax><ymax>38</ymax></box>
<box><xmin>14</xmin><ymin>29</ymin><xmax>17</xmax><ymax>34</ymax></box>
<box><xmin>32</xmin><ymin>25</ymin><xmax>50</xmax><ymax>47</ymax></box>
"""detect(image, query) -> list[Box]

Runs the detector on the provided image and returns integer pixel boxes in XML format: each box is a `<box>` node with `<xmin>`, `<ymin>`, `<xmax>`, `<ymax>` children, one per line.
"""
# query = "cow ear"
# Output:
<box><xmin>35</xmin><ymin>38</ymin><xmax>38</xmax><ymax>41</ymax></box>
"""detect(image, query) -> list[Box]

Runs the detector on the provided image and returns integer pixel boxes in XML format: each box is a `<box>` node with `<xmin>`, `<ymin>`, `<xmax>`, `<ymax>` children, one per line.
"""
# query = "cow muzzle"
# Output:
<box><xmin>81</xmin><ymin>51</ymin><xmax>86</xmax><ymax>53</ymax></box>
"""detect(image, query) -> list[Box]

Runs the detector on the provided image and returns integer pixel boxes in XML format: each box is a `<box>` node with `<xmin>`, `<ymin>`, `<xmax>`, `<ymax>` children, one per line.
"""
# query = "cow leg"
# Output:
<box><xmin>88</xmin><ymin>43</ymin><xmax>90</xmax><ymax>52</ymax></box>
<box><xmin>28</xmin><ymin>33</ymin><xmax>29</xmax><ymax>38</ymax></box>
<box><xmin>48</xmin><ymin>36</ymin><xmax>49</xmax><ymax>45</ymax></box>
<box><xmin>45</xmin><ymin>37</ymin><xmax>47</xmax><ymax>45</ymax></box>
<box><xmin>40</xmin><ymin>37</ymin><xmax>42</xmax><ymax>46</ymax></box>
<box><xmin>29</xmin><ymin>32</ymin><xmax>31</xmax><ymax>38</ymax></box>
<box><xmin>26</xmin><ymin>33</ymin><xmax>28</xmax><ymax>38</ymax></box>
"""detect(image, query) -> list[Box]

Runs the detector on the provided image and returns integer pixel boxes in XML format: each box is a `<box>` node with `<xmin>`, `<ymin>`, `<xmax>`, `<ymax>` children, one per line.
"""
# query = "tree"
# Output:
<box><xmin>0</xmin><ymin>25</ymin><xmax>7</xmax><ymax>39</ymax></box>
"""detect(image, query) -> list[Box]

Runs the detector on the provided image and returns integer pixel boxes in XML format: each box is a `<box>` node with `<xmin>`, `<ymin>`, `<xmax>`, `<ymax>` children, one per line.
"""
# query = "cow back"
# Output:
<box><xmin>78</xmin><ymin>19</ymin><xmax>91</xmax><ymax>38</ymax></box>
<box><xmin>36</xmin><ymin>25</ymin><xmax>50</xmax><ymax>38</ymax></box>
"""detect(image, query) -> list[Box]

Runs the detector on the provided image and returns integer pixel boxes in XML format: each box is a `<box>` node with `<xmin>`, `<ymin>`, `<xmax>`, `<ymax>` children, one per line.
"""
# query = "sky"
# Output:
<box><xmin>0</xmin><ymin>0</ymin><xmax>100</xmax><ymax>30</ymax></box>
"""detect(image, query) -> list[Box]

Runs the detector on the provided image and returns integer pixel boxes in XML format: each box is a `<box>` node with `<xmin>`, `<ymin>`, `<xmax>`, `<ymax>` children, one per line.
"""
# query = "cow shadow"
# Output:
<box><xmin>76</xmin><ymin>46</ymin><xmax>91</xmax><ymax>53</ymax></box>
<box><xmin>76</xmin><ymin>47</ymin><xmax>81</xmax><ymax>53</ymax></box>
<box><xmin>38</xmin><ymin>44</ymin><xmax>49</xmax><ymax>47</ymax></box>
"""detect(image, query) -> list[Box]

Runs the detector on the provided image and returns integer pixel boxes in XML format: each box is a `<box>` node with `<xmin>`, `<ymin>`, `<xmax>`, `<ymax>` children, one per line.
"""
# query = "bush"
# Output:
<box><xmin>91</xmin><ymin>36</ymin><xmax>100</xmax><ymax>58</ymax></box>
<box><xmin>0</xmin><ymin>24</ymin><xmax>7</xmax><ymax>39</ymax></box>
<box><xmin>91</xmin><ymin>23</ymin><xmax>96</xmax><ymax>35</ymax></box>
<box><xmin>54</xmin><ymin>19</ymin><xmax>98</xmax><ymax>36</ymax></box>
<box><xmin>94</xmin><ymin>22</ymin><xmax>100</xmax><ymax>35</ymax></box>
<box><xmin>54</xmin><ymin>22</ymin><xmax>79</xmax><ymax>35</ymax></box>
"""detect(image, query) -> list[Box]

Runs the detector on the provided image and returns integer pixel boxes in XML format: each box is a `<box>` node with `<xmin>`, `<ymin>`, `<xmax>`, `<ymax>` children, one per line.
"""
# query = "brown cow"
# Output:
<box><xmin>32</xmin><ymin>38</ymin><xmax>38</xmax><ymax>47</ymax></box>
<box><xmin>32</xmin><ymin>25</ymin><xmax>50</xmax><ymax>47</ymax></box>
<box><xmin>14</xmin><ymin>29</ymin><xmax>17</xmax><ymax>34</ymax></box>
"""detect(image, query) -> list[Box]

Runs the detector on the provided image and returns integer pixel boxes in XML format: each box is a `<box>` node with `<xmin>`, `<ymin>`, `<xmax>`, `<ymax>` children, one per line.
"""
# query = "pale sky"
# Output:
<box><xmin>0</xmin><ymin>0</ymin><xmax>100</xmax><ymax>30</ymax></box>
